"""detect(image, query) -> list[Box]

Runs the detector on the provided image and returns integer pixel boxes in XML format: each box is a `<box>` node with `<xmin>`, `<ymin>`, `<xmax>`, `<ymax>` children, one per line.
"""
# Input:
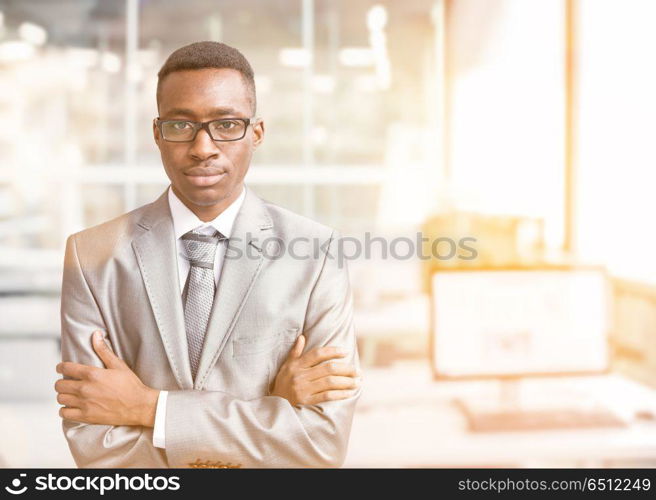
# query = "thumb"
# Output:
<box><xmin>288</xmin><ymin>334</ymin><xmax>305</xmax><ymax>360</ymax></box>
<box><xmin>92</xmin><ymin>330</ymin><xmax>125</xmax><ymax>369</ymax></box>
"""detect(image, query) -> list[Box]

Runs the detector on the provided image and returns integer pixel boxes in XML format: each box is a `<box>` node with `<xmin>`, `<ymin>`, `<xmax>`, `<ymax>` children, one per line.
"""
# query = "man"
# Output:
<box><xmin>55</xmin><ymin>41</ymin><xmax>361</xmax><ymax>468</ymax></box>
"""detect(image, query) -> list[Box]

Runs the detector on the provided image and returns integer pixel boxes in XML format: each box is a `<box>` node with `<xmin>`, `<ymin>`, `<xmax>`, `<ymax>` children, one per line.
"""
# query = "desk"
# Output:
<box><xmin>354</xmin><ymin>295</ymin><xmax>429</xmax><ymax>366</ymax></box>
<box><xmin>0</xmin><ymin>401</ymin><xmax>74</xmax><ymax>468</ymax></box>
<box><xmin>344</xmin><ymin>362</ymin><xmax>656</xmax><ymax>467</ymax></box>
<box><xmin>2</xmin><ymin>361</ymin><xmax>655</xmax><ymax>468</ymax></box>
<box><xmin>0</xmin><ymin>295</ymin><xmax>70</xmax><ymax>467</ymax></box>
<box><xmin>0</xmin><ymin>296</ymin><xmax>61</xmax><ymax>401</ymax></box>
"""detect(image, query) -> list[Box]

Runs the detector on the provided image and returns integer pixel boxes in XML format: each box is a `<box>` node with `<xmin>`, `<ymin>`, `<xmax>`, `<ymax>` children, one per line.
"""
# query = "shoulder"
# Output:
<box><xmin>257</xmin><ymin>195</ymin><xmax>337</xmax><ymax>244</ymax></box>
<box><xmin>66</xmin><ymin>201</ymin><xmax>153</xmax><ymax>259</ymax></box>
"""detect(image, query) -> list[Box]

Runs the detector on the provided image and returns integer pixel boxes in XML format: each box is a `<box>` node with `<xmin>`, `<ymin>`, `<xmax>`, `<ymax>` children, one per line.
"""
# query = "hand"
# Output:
<box><xmin>270</xmin><ymin>335</ymin><xmax>361</xmax><ymax>406</ymax></box>
<box><xmin>55</xmin><ymin>330</ymin><xmax>159</xmax><ymax>428</ymax></box>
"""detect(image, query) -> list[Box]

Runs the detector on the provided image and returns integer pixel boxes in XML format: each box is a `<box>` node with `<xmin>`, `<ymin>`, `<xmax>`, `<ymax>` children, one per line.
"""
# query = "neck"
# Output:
<box><xmin>173</xmin><ymin>184</ymin><xmax>243</xmax><ymax>222</ymax></box>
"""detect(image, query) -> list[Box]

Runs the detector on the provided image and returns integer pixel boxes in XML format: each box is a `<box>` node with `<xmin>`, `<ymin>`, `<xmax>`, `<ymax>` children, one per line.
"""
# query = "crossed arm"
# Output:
<box><xmin>58</xmin><ymin>233</ymin><xmax>361</xmax><ymax>468</ymax></box>
<box><xmin>57</xmin><ymin>332</ymin><xmax>359</xmax><ymax>427</ymax></box>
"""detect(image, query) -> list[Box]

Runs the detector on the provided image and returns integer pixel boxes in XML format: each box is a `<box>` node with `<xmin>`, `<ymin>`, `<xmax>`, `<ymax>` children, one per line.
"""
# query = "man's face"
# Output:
<box><xmin>154</xmin><ymin>68</ymin><xmax>264</xmax><ymax>211</ymax></box>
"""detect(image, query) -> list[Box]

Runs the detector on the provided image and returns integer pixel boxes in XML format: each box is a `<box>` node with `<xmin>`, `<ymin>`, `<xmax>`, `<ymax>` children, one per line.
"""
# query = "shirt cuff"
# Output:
<box><xmin>153</xmin><ymin>390</ymin><xmax>168</xmax><ymax>449</ymax></box>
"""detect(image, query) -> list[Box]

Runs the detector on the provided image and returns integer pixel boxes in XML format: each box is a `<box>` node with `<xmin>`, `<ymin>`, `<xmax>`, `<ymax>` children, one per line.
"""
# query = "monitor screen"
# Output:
<box><xmin>431</xmin><ymin>268</ymin><xmax>610</xmax><ymax>379</ymax></box>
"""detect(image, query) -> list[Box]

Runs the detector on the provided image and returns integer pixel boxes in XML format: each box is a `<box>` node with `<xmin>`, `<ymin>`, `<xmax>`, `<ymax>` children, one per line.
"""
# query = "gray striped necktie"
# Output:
<box><xmin>181</xmin><ymin>229</ymin><xmax>225</xmax><ymax>380</ymax></box>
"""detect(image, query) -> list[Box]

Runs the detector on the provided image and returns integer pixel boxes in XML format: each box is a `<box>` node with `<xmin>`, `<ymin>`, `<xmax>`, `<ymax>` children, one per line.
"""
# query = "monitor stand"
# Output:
<box><xmin>455</xmin><ymin>378</ymin><xmax>626</xmax><ymax>432</ymax></box>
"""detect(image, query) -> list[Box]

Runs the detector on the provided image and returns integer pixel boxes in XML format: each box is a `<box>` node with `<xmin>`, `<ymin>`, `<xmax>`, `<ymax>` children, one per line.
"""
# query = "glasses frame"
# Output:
<box><xmin>155</xmin><ymin>116</ymin><xmax>259</xmax><ymax>142</ymax></box>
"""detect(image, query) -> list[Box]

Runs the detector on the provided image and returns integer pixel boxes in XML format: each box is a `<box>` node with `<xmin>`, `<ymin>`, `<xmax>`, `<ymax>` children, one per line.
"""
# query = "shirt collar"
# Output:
<box><xmin>167</xmin><ymin>184</ymin><xmax>247</xmax><ymax>240</ymax></box>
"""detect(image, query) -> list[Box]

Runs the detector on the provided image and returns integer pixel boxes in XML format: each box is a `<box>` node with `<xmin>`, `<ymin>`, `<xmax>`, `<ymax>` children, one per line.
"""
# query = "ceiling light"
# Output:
<box><xmin>18</xmin><ymin>22</ymin><xmax>47</xmax><ymax>46</ymax></box>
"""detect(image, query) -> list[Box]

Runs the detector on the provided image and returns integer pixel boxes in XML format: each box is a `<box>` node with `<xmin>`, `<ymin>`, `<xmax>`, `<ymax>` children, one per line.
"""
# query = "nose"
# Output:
<box><xmin>188</xmin><ymin>127</ymin><xmax>221</xmax><ymax>161</ymax></box>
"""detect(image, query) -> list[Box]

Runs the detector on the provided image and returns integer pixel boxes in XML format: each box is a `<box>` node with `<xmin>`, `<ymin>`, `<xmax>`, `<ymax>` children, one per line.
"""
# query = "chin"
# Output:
<box><xmin>183</xmin><ymin>187</ymin><xmax>231</xmax><ymax>207</ymax></box>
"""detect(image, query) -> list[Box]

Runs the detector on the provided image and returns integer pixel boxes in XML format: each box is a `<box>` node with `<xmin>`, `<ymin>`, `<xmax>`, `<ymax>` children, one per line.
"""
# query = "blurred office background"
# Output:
<box><xmin>1</xmin><ymin>0</ymin><xmax>656</xmax><ymax>468</ymax></box>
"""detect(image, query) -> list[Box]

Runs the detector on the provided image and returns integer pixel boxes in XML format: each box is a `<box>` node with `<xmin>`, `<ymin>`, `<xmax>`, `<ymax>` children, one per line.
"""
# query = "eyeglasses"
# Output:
<box><xmin>155</xmin><ymin>117</ymin><xmax>259</xmax><ymax>142</ymax></box>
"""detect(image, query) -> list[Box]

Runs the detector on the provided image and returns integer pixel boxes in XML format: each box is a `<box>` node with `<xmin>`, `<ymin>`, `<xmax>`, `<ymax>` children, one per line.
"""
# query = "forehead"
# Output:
<box><xmin>158</xmin><ymin>68</ymin><xmax>252</xmax><ymax>118</ymax></box>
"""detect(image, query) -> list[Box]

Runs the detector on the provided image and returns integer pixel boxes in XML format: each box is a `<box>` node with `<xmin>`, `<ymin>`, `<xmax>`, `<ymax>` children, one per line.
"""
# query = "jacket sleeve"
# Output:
<box><xmin>60</xmin><ymin>234</ymin><xmax>169</xmax><ymax>468</ymax></box>
<box><xmin>164</xmin><ymin>230</ymin><xmax>361</xmax><ymax>468</ymax></box>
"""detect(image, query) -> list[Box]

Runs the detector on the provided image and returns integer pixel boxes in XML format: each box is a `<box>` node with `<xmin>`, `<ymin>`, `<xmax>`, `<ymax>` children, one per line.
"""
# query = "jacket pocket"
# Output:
<box><xmin>232</xmin><ymin>327</ymin><xmax>300</xmax><ymax>357</ymax></box>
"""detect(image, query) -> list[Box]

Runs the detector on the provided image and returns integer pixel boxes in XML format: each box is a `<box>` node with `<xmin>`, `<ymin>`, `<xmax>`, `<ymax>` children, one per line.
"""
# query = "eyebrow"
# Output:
<box><xmin>163</xmin><ymin>106</ymin><xmax>242</xmax><ymax>118</ymax></box>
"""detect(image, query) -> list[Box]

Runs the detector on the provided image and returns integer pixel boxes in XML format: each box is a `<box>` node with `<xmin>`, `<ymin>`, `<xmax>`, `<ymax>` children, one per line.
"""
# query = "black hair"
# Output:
<box><xmin>156</xmin><ymin>41</ymin><xmax>256</xmax><ymax>114</ymax></box>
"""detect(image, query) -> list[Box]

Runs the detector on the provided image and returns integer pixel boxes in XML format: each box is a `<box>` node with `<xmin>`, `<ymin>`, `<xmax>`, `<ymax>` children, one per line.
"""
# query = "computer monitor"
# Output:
<box><xmin>430</xmin><ymin>267</ymin><xmax>611</xmax><ymax>380</ymax></box>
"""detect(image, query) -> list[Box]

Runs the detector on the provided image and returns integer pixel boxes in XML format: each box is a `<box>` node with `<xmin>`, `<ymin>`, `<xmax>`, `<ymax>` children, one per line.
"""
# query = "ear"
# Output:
<box><xmin>252</xmin><ymin>119</ymin><xmax>265</xmax><ymax>151</ymax></box>
<box><xmin>153</xmin><ymin>118</ymin><xmax>161</xmax><ymax>147</ymax></box>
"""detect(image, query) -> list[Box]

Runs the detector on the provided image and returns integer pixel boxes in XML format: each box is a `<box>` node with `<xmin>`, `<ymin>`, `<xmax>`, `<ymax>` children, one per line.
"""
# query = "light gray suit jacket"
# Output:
<box><xmin>60</xmin><ymin>185</ymin><xmax>360</xmax><ymax>468</ymax></box>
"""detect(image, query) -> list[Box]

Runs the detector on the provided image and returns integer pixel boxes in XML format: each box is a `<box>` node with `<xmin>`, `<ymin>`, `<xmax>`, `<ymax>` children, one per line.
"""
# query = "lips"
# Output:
<box><xmin>184</xmin><ymin>167</ymin><xmax>227</xmax><ymax>187</ymax></box>
<box><xmin>185</xmin><ymin>166</ymin><xmax>225</xmax><ymax>176</ymax></box>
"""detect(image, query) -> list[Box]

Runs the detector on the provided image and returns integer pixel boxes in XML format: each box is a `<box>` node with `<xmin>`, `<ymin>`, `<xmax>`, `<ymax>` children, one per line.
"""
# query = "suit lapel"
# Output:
<box><xmin>194</xmin><ymin>186</ymin><xmax>274</xmax><ymax>390</ymax></box>
<box><xmin>132</xmin><ymin>191</ymin><xmax>194</xmax><ymax>390</ymax></box>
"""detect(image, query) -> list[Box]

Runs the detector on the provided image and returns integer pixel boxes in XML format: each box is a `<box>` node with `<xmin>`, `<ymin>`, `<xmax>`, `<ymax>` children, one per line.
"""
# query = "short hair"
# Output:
<box><xmin>156</xmin><ymin>41</ymin><xmax>256</xmax><ymax>114</ymax></box>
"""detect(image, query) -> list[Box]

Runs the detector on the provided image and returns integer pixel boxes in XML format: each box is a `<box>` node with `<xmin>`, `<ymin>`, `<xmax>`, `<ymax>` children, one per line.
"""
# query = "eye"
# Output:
<box><xmin>217</xmin><ymin>120</ymin><xmax>238</xmax><ymax>129</ymax></box>
<box><xmin>171</xmin><ymin>121</ymin><xmax>192</xmax><ymax>130</ymax></box>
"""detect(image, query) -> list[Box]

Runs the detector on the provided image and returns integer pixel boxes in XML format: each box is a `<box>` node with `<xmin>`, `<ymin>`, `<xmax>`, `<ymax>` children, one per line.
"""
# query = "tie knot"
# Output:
<box><xmin>181</xmin><ymin>229</ymin><xmax>225</xmax><ymax>269</ymax></box>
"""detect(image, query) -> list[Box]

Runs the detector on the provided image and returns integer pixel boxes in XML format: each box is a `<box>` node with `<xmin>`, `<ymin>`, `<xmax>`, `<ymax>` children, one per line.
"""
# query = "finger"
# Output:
<box><xmin>309</xmin><ymin>375</ymin><xmax>360</xmax><ymax>393</ymax></box>
<box><xmin>288</xmin><ymin>335</ymin><xmax>305</xmax><ymax>360</ymax></box>
<box><xmin>59</xmin><ymin>406</ymin><xmax>86</xmax><ymax>422</ymax></box>
<box><xmin>304</xmin><ymin>362</ymin><xmax>359</xmax><ymax>381</ymax></box>
<box><xmin>305</xmin><ymin>389</ymin><xmax>358</xmax><ymax>405</ymax></box>
<box><xmin>299</xmin><ymin>346</ymin><xmax>347</xmax><ymax>368</ymax></box>
<box><xmin>54</xmin><ymin>378</ymin><xmax>82</xmax><ymax>395</ymax></box>
<box><xmin>57</xmin><ymin>393</ymin><xmax>81</xmax><ymax>408</ymax></box>
<box><xmin>92</xmin><ymin>330</ymin><xmax>124</xmax><ymax>370</ymax></box>
<box><xmin>56</xmin><ymin>362</ymin><xmax>93</xmax><ymax>380</ymax></box>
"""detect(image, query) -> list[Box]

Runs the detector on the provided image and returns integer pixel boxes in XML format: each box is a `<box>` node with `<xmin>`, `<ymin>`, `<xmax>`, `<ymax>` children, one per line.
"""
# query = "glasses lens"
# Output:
<box><xmin>161</xmin><ymin>121</ymin><xmax>196</xmax><ymax>141</ymax></box>
<box><xmin>209</xmin><ymin>119</ymin><xmax>247</xmax><ymax>141</ymax></box>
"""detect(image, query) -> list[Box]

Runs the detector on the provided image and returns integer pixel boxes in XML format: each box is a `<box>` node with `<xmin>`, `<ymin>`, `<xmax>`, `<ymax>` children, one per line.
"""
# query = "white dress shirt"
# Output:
<box><xmin>152</xmin><ymin>184</ymin><xmax>246</xmax><ymax>449</ymax></box>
